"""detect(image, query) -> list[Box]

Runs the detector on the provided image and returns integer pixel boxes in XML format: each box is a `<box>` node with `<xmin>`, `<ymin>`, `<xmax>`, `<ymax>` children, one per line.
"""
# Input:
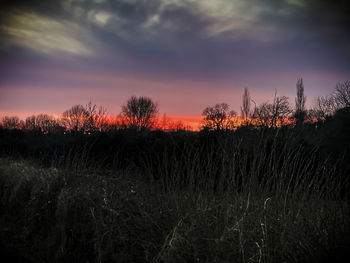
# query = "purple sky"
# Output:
<box><xmin>1</xmin><ymin>0</ymin><xmax>349</xmax><ymax>119</ymax></box>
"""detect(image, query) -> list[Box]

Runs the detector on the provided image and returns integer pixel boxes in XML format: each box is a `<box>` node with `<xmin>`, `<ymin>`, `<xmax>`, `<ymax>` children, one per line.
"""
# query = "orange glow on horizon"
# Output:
<box><xmin>103</xmin><ymin>115</ymin><xmax>203</xmax><ymax>131</ymax></box>
<box><xmin>103</xmin><ymin>116</ymin><xmax>297</xmax><ymax>131</ymax></box>
<box><xmin>1</xmin><ymin>109</ymin><xmax>305</xmax><ymax>132</ymax></box>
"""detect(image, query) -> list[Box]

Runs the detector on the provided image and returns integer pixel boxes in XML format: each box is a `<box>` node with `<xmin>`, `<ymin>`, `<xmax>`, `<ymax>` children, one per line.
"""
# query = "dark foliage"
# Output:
<box><xmin>0</xmin><ymin>111</ymin><xmax>349</xmax><ymax>196</ymax></box>
<box><xmin>1</xmin><ymin>107</ymin><xmax>350</xmax><ymax>262</ymax></box>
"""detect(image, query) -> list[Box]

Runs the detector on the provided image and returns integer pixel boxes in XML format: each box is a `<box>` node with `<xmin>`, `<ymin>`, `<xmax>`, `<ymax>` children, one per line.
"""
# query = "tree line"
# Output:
<box><xmin>201</xmin><ymin>79</ymin><xmax>350</xmax><ymax>130</ymax></box>
<box><xmin>1</xmin><ymin>79</ymin><xmax>349</xmax><ymax>133</ymax></box>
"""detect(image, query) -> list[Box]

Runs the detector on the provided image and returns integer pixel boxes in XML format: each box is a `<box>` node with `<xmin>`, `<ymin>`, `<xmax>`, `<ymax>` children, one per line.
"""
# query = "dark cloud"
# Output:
<box><xmin>0</xmin><ymin>0</ymin><xmax>65</xmax><ymax>20</ymax></box>
<box><xmin>108</xmin><ymin>0</ymin><xmax>159</xmax><ymax>21</ymax></box>
<box><xmin>0</xmin><ymin>0</ymin><xmax>349</xmax><ymax>82</ymax></box>
<box><xmin>0</xmin><ymin>0</ymin><xmax>349</xmax><ymax>118</ymax></box>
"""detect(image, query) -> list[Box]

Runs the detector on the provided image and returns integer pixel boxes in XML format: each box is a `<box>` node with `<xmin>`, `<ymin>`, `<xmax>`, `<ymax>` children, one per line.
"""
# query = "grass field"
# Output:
<box><xmin>1</xmin><ymin>129</ymin><xmax>349</xmax><ymax>262</ymax></box>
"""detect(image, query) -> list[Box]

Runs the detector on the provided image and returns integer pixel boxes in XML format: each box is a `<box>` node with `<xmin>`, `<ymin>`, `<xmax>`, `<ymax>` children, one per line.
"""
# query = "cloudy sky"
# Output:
<box><xmin>0</xmin><ymin>0</ymin><xmax>349</xmax><ymax>121</ymax></box>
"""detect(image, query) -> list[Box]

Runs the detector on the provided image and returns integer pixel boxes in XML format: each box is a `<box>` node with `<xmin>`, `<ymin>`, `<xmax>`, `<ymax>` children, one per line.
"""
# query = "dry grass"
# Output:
<box><xmin>0</xmin><ymin>132</ymin><xmax>349</xmax><ymax>262</ymax></box>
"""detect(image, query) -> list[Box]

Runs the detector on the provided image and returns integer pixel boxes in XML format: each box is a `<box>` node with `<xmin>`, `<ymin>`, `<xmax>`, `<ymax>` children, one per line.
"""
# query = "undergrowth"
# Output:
<box><xmin>1</xmin><ymin>130</ymin><xmax>349</xmax><ymax>263</ymax></box>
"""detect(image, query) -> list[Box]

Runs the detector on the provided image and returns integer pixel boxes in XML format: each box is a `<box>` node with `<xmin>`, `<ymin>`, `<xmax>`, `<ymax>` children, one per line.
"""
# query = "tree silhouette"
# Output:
<box><xmin>309</xmin><ymin>81</ymin><xmax>350</xmax><ymax>121</ymax></box>
<box><xmin>294</xmin><ymin>78</ymin><xmax>306</xmax><ymax>126</ymax></box>
<box><xmin>241</xmin><ymin>87</ymin><xmax>251</xmax><ymax>123</ymax></box>
<box><xmin>333</xmin><ymin>81</ymin><xmax>350</xmax><ymax>109</ymax></box>
<box><xmin>252</xmin><ymin>102</ymin><xmax>270</xmax><ymax>127</ymax></box>
<box><xmin>121</xmin><ymin>96</ymin><xmax>159</xmax><ymax>131</ymax></box>
<box><xmin>62</xmin><ymin>101</ymin><xmax>107</xmax><ymax>132</ymax></box>
<box><xmin>202</xmin><ymin>103</ymin><xmax>237</xmax><ymax>131</ymax></box>
<box><xmin>84</xmin><ymin>101</ymin><xmax>107</xmax><ymax>132</ymax></box>
<box><xmin>62</xmin><ymin>104</ymin><xmax>88</xmax><ymax>132</ymax></box>
<box><xmin>1</xmin><ymin>116</ymin><xmax>22</xmax><ymax>129</ymax></box>
<box><xmin>253</xmin><ymin>92</ymin><xmax>291</xmax><ymax>128</ymax></box>
<box><xmin>25</xmin><ymin>114</ymin><xmax>61</xmax><ymax>133</ymax></box>
<box><xmin>310</xmin><ymin>96</ymin><xmax>336</xmax><ymax>121</ymax></box>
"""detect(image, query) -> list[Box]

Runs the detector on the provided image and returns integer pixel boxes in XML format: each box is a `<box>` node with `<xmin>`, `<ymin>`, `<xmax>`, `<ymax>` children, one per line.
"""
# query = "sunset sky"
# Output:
<box><xmin>1</xmin><ymin>0</ymin><xmax>349</xmax><ymax>123</ymax></box>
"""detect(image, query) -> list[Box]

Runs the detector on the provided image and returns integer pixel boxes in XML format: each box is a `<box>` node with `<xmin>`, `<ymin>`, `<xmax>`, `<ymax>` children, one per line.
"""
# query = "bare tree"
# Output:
<box><xmin>332</xmin><ymin>81</ymin><xmax>350</xmax><ymax>109</ymax></box>
<box><xmin>121</xmin><ymin>96</ymin><xmax>159</xmax><ymax>131</ymax></box>
<box><xmin>62</xmin><ymin>104</ymin><xmax>88</xmax><ymax>132</ymax></box>
<box><xmin>294</xmin><ymin>78</ymin><xmax>306</xmax><ymax>126</ymax></box>
<box><xmin>1</xmin><ymin>116</ymin><xmax>23</xmax><ymax>129</ymax></box>
<box><xmin>272</xmin><ymin>94</ymin><xmax>292</xmax><ymax>127</ymax></box>
<box><xmin>252</xmin><ymin>102</ymin><xmax>271</xmax><ymax>127</ymax></box>
<box><xmin>252</xmin><ymin>92</ymin><xmax>292</xmax><ymax>128</ymax></box>
<box><xmin>308</xmin><ymin>81</ymin><xmax>350</xmax><ymax>122</ymax></box>
<box><xmin>25</xmin><ymin>115</ymin><xmax>39</xmax><ymax>131</ymax></box>
<box><xmin>310</xmin><ymin>96</ymin><xmax>336</xmax><ymax>121</ymax></box>
<box><xmin>84</xmin><ymin>100</ymin><xmax>107</xmax><ymax>132</ymax></box>
<box><xmin>25</xmin><ymin>114</ymin><xmax>60</xmax><ymax>133</ymax></box>
<box><xmin>241</xmin><ymin>87</ymin><xmax>251</xmax><ymax>123</ymax></box>
<box><xmin>202</xmin><ymin>103</ymin><xmax>237</xmax><ymax>131</ymax></box>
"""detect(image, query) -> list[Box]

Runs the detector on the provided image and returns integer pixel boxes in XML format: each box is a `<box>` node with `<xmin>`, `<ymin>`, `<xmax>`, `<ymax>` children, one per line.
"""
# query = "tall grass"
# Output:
<box><xmin>142</xmin><ymin>131</ymin><xmax>344</xmax><ymax>200</ymax></box>
<box><xmin>0</xmin><ymin>131</ymin><xmax>349</xmax><ymax>262</ymax></box>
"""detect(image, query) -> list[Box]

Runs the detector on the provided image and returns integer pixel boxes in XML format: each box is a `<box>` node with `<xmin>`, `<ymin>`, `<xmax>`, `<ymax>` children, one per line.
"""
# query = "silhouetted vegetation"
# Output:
<box><xmin>120</xmin><ymin>96</ymin><xmax>159</xmax><ymax>131</ymax></box>
<box><xmin>1</xmin><ymin>81</ymin><xmax>350</xmax><ymax>262</ymax></box>
<box><xmin>294</xmin><ymin>78</ymin><xmax>307</xmax><ymax>127</ymax></box>
<box><xmin>201</xmin><ymin>103</ymin><xmax>237</xmax><ymax>131</ymax></box>
<box><xmin>241</xmin><ymin>87</ymin><xmax>252</xmax><ymax>124</ymax></box>
<box><xmin>252</xmin><ymin>92</ymin><xmax>292</xmax><ymax>128</ymax></box>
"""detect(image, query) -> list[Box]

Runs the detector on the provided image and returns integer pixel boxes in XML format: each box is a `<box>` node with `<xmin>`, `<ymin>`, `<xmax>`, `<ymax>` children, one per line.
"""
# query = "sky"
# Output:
<box><xmin>0</xmin><ymin>0</ymin><xmax>349</xmax><ymax>123</ymax></box>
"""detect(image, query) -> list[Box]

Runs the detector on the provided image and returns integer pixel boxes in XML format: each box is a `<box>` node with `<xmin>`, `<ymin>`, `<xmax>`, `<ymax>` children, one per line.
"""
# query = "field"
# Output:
<box><xmin>1</xmin><ymin>0</ymin><xmax>350</xmax><ymax>261</ymax></box>
<box><xmin>0</xmin><ymin>125</ymin><xmax>350</xmax><ymax>262</ymax></box>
